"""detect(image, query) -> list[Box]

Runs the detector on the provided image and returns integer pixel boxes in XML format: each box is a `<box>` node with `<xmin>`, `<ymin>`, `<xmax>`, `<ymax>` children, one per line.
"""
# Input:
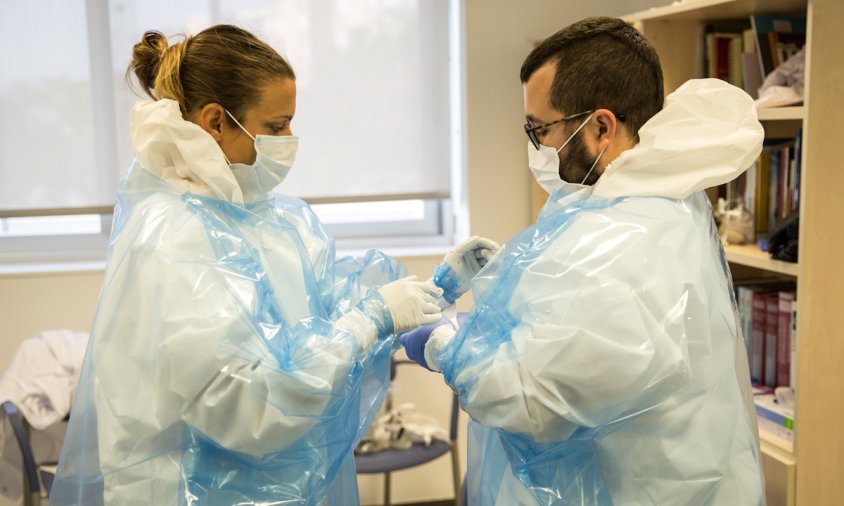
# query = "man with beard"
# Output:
<box><xmin>405</xmin><ymin>16</ymin><xmax>766</xmax><ymax>505</ymax></box>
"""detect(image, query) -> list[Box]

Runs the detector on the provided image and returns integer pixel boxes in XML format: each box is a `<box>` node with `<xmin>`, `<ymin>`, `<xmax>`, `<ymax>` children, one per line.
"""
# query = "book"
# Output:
<box><xmin>736</xmin><ymin>281</ymin><xmax>796</xmax><ymax>384</ymax></box>
<box><xmin>738</xmin><ymin>138</ymin><xmax>801</xmax><ymax>244</ymax></box>
<box><xmin>771</xmin><ymin>30</ymin><xmax>806</xmax><ymax>67</ymax></box>
<box><xmin>793</xmin><ymin>128</ymin><xmax>803</xmax><ymax>211</ymax></box>
<box><xmin>750</xmin><ymin>15</ymin><xmax>807</xmax><ymax>80</ymax></box>
<box><xmin>737</xmin><ymin>286</ymin><xmax>755</xmax><ymax>358</ymax></box>
<box><xmin>744</xmin><ymin>162</ymin><xmax>757</xmax><ymax>222</ymax></box>
<box><xmin>742</xmin><ymin>26</ymin><xmax>758</xmax><ymax>94</ymax></box>
<box><xmin>755</xmin><ymin>393</ymin><xmax>795</xmax><ymax>452</ymax></box>
<box><xmin>706</xmin><ymin>33</ymin><xmax>743</xmax><ymax>87</ymax></box>
<box><xmin>764</xmin><ymin>293</ymin><xmax>779</xmax><ymax>387</ymax></box>
<box><xmin>790</xmin><ymin>299</ymin><xmax>798</xmax><ymax>390</ymax></box>
<box><xmin>750</xmin><ymin>290</ymin><xmax>768</xmax><ymax>383</ymax></box>
<box><xmin>741</xmin><ymin>52</ymin><xmax>763</xmax><ymax>99</ymax></box>
<box><xmin>754</xmin><ymin>151</ymin><xmax>771</xmax><ymax>237</ymax></box>
<box><xmin>768</xmin><ymin>149</ymin><xmax>779</xmax><ymax>233</ymax></box>
<box><xmin>777</xmin><ymin>291</ymin><xmax>795</xmax><ymax>387</ymax></box>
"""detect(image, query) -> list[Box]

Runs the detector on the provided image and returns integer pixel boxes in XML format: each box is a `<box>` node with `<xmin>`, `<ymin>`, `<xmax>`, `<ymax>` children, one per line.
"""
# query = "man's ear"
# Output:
<box><xmin>196</xmin><ymin>103</ymin><xmax>226</xmax><ymax>141</ymax></box>
<box><xmin>592</xmin><ymin>108</ymin><xmax>619</xmax><ymax>144</ymax></box>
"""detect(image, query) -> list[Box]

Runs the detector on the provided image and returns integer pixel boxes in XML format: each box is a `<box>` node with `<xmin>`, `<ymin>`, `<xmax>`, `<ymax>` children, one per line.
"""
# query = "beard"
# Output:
<box><xmin>557</xmin><ymin>131</ymin><xmax>600</xmax><ymax>186</ymax></box>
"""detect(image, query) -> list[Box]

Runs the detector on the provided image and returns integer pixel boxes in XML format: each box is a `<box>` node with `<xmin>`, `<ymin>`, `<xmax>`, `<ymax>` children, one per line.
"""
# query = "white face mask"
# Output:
<box><xmin>225</xmin><ymin>110</ymin><xmax>298</xmax><ymax>198</ymax></box>
<box><xmin>527</xmin><ymin>112</ymin><xmax>605</xmax><ymax>193</ymax></box>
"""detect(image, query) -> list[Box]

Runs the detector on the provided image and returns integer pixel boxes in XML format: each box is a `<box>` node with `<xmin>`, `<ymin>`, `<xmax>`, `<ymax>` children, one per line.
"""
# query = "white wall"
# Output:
<box><xmin>463</xmin><ymin>0</ymin><xmax>666</xmax><ymax>244</ymax></box>
<box><xmin>0</xmin><ymin>1</ymin><xmax>668</xmax><ymax>504</ymax></box>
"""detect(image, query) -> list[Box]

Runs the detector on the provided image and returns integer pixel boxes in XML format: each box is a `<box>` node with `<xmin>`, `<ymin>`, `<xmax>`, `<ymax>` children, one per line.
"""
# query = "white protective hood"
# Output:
<box><xmin>129</xmin><ymin>99</ymin><xmax>245</xmax><ymax>204</ymax></box>
<box><xmin>593</xmin><ymin>78</ymin><xmax>764</xmax><ymax>200</ymax></box>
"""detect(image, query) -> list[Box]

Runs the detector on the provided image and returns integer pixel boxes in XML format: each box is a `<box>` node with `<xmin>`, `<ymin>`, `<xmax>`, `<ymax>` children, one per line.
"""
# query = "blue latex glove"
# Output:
<box><xmin>399</xmin><ymin>322</ymin><xmax>441</xmax><ymax>371</ymax></box>
<box><xmin>401</xmin><ymin>313</ymin><xmax>471</xmax><ymax>371</ymax></box>
<box><xmin>456</xmin><ymin>311</ymin><xmax>469</xmax><ymax>327</ymax></box>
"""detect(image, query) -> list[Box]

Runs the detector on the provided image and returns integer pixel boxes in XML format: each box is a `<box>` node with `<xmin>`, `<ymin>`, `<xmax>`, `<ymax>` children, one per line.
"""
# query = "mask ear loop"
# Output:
<box><xmin>556</xmin><ymin>113</ymin><xmax>594</xmax><ymax>153</ymax></box>
<box><xmin>224</xmin><ymin>110</ymin><xmax>256</xmax><ymax>141</ymax></box>
<box><xmin>580</xmin><ymin>145</ymin><xmax>607</xmax><ymax>185</ymax></box>
<box><xmin>223</xmin><ymin>109</ymin><xmax>258</xmax><ymax>166</ymax></box>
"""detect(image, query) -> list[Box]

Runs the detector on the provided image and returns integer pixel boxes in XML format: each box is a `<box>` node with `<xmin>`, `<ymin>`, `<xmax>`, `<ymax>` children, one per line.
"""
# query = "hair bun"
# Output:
<box><xmin>127</xmin><ymin>31</ymin><xmax>170</xmax><ymax>100</ymax></box>
<box><xmin>143</xmin><ymin>30</ymin><xmax>169</xmax><ymax>57</ymax></box>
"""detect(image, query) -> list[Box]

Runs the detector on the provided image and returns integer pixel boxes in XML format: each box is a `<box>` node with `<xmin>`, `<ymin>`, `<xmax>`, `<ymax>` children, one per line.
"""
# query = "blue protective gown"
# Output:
<box><xmin>434</xmin><ymin>79</ymin><xmax>767</xmax><ymax>505</ymax></box>
<box><xmin>51</xmin><ymin>99</ymin><xmax>402</xmax><ymax>505</ymax></box>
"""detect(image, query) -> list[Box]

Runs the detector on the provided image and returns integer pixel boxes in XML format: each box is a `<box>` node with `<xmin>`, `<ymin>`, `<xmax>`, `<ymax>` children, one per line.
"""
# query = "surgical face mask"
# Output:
<box><xmin>527</xmin><ymin>112</ymin><xmax>606</xmax><ymax>193</ymax></box>
<box><xmin>225</xmin><ymin>110</ymin><xmax>298</xmax><ymax>197</ymax></box>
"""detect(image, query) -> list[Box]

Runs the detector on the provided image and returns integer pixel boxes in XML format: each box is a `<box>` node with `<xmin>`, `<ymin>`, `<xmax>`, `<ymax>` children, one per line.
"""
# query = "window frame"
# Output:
<box><xmin>0</xmin><ymin>0</ymin><xmax>467</xmax><ymax>269</ymax></box>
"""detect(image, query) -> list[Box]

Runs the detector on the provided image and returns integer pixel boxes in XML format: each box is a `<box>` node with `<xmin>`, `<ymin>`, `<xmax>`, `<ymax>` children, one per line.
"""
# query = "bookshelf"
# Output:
<box><xmin>624</xmin><ymin>1</ymin><xmax>844</xmax><ymax>505</ymax></box>
<box><xmin>757</xmin><ymin>106</ymin><xmax>805</xmax><ymax>121</ymax></box>
<box><xmin>724</xmin><ymin>243</ymin><xmax>800</xmax><ymax>276</ymax></box>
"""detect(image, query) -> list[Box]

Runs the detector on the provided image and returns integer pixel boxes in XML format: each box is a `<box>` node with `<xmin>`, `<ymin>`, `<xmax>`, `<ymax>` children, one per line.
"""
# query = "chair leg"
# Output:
<box><xmin>22</xmin><ymin>421</ymin><xmax>39</xmax><ymax>506</ymax></box>
<box><xmin>22</xmin><ymin>473</ymin><xmax>34</xmax><ymax>506</ymax></box>
<box><xmin>451</xmin><ymin>448</ymin><xmax>461</xmax><ymax>505</ymax></box>
<box><xmin>384</xmin><ymin>471</ymin><xmax>391</xmax><ymax>506</ymax></box>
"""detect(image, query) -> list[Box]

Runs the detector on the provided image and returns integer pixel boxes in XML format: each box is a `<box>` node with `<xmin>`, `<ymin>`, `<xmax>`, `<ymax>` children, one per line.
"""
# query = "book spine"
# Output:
<box><xmin>738</xmin><ymin>286</ymin><xmax>753</xmax><ymax>359</ymax></box>
<box><xmin>794</xmin><ymin>128</ymin><xmax>802</xmax><ymax>210</ymax></box>
<box><xmin>777</xmin><ymin>292</ymin><xmax>795</xmax><ymax>387</ymax></box>
<box><xmin>751</xmin><ymin>290</ymin><xmax>767</xmax><ymax>383</ymax></box>
<box><xmin>764</xmin><ymin>293</ymin><xmax>779</xmax><ymax>387</ymax></box>
<box><xmin>790</xmin><ymin>299</ymin><xmax>798</xmax><ymax>389</ymax></box>
<box><xmin>768</xmin><ymin>151</ymin><xmax>779</xmax><ymax>231</ymax></box>
<box><xmin>755</xmin><ymin>152</ymin><xmax>771</xmax><ymax>236</ymax></box>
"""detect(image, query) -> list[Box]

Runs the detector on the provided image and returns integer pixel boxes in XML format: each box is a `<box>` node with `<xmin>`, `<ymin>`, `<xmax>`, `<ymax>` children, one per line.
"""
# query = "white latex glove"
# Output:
<box><xmin>378</xmin><ymin>276</ymin><xmax>443</xmax><ymax>334</ymax></box>
<box><xmin>423</xmin><ymin>324</ymin><xmax>458</xmax><ymax>373</ymax></box>
<box><xmin>434</xmin><ymin>236</ymin><xmax>500</xmax><ymax>304</ymax></box>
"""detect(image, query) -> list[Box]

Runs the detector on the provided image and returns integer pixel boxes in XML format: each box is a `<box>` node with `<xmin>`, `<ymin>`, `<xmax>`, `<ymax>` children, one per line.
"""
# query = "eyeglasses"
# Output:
<box><xmin>524</xmin><ymin>110</ymin><xmax>626</xmax><ymax>150</ymax></box>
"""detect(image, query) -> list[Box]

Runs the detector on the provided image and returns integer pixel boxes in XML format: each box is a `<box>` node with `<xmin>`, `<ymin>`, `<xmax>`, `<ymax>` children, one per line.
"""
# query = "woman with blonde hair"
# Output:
<box><xmin>48</xmin><ymin>24</ymin><xmax>477</xmax><ymax>505</ymax></box>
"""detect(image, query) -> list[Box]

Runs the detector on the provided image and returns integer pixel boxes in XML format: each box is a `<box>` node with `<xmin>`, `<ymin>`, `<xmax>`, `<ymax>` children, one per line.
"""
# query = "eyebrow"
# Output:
<box><xmin>267</xmin><ymin>115</ymin><xmax>293</xmax><ymax>121</ymax></box>
<box><xmin>525</xmin><ymin>114</ymin><xmax>549</xmax><ymax>126</ymax></box>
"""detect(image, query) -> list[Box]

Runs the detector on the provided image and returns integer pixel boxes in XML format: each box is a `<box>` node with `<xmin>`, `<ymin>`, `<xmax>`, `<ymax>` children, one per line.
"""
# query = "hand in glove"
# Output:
<box><xmin>338</xmin><ymin>276</ymin><xmax>443</xmax><ymax>352</ymax></box>
<box><xmin>400</xmin><ymin>312</ymin><xmax>468</xmax><ymax>372</ymax></box>
<box><xmin>376</xmin><ymin>276</ymin><xmax>443</xmax><ymax>334</ymax></box>
<box><xmin>433</xmin><ymin>236</ymin><xmax>500</xmax><ymax>304</ymax></box>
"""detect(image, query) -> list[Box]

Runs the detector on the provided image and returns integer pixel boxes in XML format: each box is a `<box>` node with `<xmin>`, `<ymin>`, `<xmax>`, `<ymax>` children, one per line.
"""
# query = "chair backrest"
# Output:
<box><xmin>2</xmin><ymin>401</ymin><xmax>40</xmax><ymax>495</ymax></box>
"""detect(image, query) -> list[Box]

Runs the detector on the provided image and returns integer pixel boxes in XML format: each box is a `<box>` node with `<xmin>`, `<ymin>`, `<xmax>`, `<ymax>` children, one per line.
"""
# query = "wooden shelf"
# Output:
<box><xmin>624</xmin><ymin>1</ymin><xmax>844</xmax><ymax>503</ymax></box>
<box><xmin>757</xmin><ymin>106</ymin><xmax>805</xmax><ymax>121</ymax></box>
<box><xmin>724</xmin><ymin>244</ymin><xmax>800</xmax><ymax>276</ymax></box>
<box><xmin>627</xmin><ymin>0</ymin><xmax>805</xmax><ymax>22</ymax></box>
<box><xmin>760</xmin><ymin>431</ymin><xmax>797</xmax><ymax>506</ymax></box>
<box><xmin>760</xmin><ymin>431</ymin><xmax>795</xmax><ymax>462</ymax></box>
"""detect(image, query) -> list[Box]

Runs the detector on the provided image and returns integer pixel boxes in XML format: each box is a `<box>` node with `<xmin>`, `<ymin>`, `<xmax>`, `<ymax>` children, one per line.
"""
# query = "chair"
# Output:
<box><xmin>355</xmin><ymin>360</ymin><xmax>461</xmax><ymax>506</ymax></box>
<box><xmin>2</xmin><ymin>401</ymin><xmax>57</xmax><ymax>506</ymax></box>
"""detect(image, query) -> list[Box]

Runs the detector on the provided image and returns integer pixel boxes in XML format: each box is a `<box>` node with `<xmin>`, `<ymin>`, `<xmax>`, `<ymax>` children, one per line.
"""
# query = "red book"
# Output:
<box><xmin>764</xmin><ymin>294</ymin><xmax>780</xmax><ymax>387</ymax></box>
<box><xmin>750</xmin><ymin>291</ymin><xmax>768</xmax><ymax>383</ymax></box>
<box><xmin>715</xmin><ymin>36</ymin><xmax>732</xmax><ymax>81</ymax></box>
<box><xmin>777</xmin><ymin>292</ymin><xmax>796</xmax><ymax>387</ymax></box>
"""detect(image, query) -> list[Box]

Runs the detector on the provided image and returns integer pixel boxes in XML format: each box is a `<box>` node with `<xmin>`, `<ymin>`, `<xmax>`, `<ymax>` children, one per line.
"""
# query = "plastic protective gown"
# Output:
<box><xmin>435</xmin><ymin>79</ymin><xmax>766</xmax><ymax>505</ymax></box>
<box><xmin>50</xmin><ymin>99</ymin><xmax>404</xmax><ymax>505</ymax></box>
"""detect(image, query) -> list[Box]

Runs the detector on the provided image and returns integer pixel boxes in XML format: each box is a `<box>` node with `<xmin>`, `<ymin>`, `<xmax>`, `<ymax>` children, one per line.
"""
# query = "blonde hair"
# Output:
<box><xmin>127</xmin><ymin>24</ymin><xmax>295</xmax><ymax>121</ymax></box>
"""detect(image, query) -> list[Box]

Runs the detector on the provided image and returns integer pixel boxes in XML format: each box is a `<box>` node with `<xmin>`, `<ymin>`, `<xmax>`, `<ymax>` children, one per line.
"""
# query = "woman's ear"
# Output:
<box><xmin>196</xmin><ymin>103</ymin><xmax>226</xmax><ymax>141</ymax></box>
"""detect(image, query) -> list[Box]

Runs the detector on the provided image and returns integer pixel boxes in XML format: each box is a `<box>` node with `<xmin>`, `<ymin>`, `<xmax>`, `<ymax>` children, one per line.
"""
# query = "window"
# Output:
<box><xmin>0</xmin><ymin>0</ymin><xmax>463</xmax><ymax>265</ymax></box>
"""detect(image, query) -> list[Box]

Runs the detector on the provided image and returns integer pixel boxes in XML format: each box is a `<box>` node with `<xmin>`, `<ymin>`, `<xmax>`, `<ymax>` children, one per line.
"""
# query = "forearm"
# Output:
<box><xmin>440</xmin><ymin>322</ymin><xmax>689</xmax><ymax>443</ymax></box>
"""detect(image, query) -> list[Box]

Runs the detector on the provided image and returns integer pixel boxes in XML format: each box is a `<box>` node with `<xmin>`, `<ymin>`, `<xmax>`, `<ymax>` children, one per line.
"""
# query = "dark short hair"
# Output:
<box><xmin>520</xmin><ymin>17</ymin><xmax>664</xmax><ymax>140</ymax></box>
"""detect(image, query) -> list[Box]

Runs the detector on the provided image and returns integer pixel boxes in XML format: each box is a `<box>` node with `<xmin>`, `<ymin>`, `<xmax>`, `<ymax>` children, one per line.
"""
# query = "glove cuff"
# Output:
<box><xmin>432</xmin><ymin>263</ymin><xmax>464</xmax><ymax>305</ymax></box>
<box><xmin>357</xmin><ymin>291</ymin><xmax>395</xmax><ymax>338</ymax></box>
<box><xmin>336</xmin><ymin>309</ymin><xmax>379</xmax><ymax>352</ymax></box>
<box><xmin>424</xmin><ymin>324</ymin><xmax>457</xmax><ymax>373</ymax></box>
